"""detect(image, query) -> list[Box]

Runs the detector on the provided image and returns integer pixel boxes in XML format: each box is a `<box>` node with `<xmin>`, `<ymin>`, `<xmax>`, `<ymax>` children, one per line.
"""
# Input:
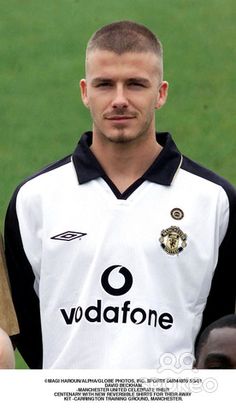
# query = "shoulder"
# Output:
<box><xmin>9</xmin><ymin>155</ymin><xmax>73</xmax><ymax>204</ymax></box>
<box><xmin>181</xmin><ymin>155</ymin><xmax>236</xmax><ymax>206</ymax></box>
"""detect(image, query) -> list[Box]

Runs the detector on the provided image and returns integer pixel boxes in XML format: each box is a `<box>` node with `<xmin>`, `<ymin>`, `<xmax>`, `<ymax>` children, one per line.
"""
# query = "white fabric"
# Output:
<box><xmin>16</xmin><ymin>162</ymin><xmax>229</xmax><ymax>368</ymax></box>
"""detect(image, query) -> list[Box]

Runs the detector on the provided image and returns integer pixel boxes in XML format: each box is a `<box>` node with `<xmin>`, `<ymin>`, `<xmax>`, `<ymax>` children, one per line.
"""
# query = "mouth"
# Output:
<box><xmin>105</xmin><ymin>115</ymin><xmax>136</xmax><ymax>122</ymax></box>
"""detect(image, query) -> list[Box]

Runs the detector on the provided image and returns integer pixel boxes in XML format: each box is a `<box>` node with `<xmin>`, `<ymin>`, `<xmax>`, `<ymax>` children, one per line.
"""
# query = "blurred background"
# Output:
<box><xmin>0</xmin><ymin>0</ymin><xmax>235</xmax><ymax>368</ymax></box>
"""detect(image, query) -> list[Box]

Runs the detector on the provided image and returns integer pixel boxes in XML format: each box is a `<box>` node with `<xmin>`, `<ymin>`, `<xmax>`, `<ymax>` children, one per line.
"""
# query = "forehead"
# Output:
<box><xmin>205</xmin><ymin>327</ymin><xmax>236</xmax><ymax>353</ymax></box>
<box><xmin>85</xmin><ymin>50</ymin><xmax>161</xmax><ymax>79</ymax></box>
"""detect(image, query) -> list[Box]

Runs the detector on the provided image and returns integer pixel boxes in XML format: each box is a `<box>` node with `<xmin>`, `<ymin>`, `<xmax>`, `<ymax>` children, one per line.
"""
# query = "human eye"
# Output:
<box><xmin>94</xmin><ymin>80</ymin><xmax>113</xmax><ymax>88</ymax></box>
<box><xmin>127</xmin><ymin>79</ymin><xmax>149</xmax><ymax>89</ymax></box>
<box><xmin>207</xmin><ymin>363</ymin><xmax>225</xmax><ymax>369</ymax></box>
<box><xmin>205</xmin><ymin>357</ymin><xmax>232</xmax><ymax>369</ymax></box>
<box><xmin>129</xmin><ymin>82</ymin><xmax>145</xmax><ymax>88</ymax></box>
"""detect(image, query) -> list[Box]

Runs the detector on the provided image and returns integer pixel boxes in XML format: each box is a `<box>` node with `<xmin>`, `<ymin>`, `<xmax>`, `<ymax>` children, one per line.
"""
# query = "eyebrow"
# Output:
<box><xmin>204</xmin><ymin>353</ymin><xmax>232</xmax><ymax>369</ymax></box>
<box><xmin>91</xmin><ymin>77</ymin><xmax>151</xmax><ymax>86</ymax></box>
<box><xmin>91</xmin><ymin>78</ymin><xmax>112</xmax><ymax>85</ymax></box>
<box><xmin>127</xmin><ymin>77</ymin><xmax>151</xmax><ymax>86</ymax></box>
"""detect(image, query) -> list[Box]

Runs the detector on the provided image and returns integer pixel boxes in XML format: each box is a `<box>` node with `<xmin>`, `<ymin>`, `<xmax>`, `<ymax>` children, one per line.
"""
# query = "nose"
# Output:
<box><xmin>112</xmin><ymin>84</ymin><xmax>128</xmax><ymax>109</ymax></box>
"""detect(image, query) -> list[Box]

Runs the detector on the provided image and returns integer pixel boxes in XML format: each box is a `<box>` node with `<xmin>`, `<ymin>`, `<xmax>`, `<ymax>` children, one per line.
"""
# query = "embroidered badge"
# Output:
<box><xmin>170</xmin><ymin>208</ymin><xmax>184</xmax><ymax>220</ymax></box>
<box><xmin>159</xmin><ymin>226</ymin><xmax>187</xmax><ymax>255</ymax></box>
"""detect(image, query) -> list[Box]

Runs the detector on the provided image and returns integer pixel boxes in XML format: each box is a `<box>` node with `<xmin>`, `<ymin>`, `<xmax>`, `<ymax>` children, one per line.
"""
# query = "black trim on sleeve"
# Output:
<box><xmin>182</xmin><ymin>156</ymin><xmax>236</xmax><ymax>333</ymax></box>
<box><xmin>5</xmin><ymin>192</ymin><xmax>43</xmax><ymax>368</ymax></box>
<box><xmin>4</xmin><ymin>155</ymin><xmax>72</xmax><ymax>368</ymax></box>
<box><xmin>200</xmin><ymin>181</ymin><xmax>236</xmax><ymax>330</ymax></box>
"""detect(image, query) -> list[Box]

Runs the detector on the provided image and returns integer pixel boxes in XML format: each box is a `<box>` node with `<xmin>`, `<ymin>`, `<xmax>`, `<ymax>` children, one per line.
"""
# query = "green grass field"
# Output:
<box><xmin>1</xmin><ymin>0</ymin><xmax>235</xmax><ymax>368</ymax></box>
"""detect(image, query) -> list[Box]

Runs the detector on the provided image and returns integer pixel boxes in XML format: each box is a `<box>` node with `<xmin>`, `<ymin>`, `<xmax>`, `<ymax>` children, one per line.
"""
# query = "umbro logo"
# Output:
<box><xmin>51</xmin><ymin>231</ymin><xmax>87</xmax><ymax>241</ymax></box>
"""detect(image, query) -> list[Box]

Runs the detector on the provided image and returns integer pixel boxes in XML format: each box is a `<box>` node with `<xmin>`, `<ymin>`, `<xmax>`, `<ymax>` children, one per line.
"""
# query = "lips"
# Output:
<box><xmin>104</xmin><ymin>114</ymin><xmax>136</xmax><ymax>121</ymax></box>
<box><xmin>108</xmin><ymin>116</ymin><xmax>134</xmax><ymax>121</ymax></box>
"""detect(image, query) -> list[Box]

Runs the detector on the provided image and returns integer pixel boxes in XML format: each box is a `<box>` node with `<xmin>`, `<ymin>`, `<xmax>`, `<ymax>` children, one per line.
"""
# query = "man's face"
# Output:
<box><xmin>80</xmin><ymin>50</ymin><xmax>168</xmax><ymax>145</ymax></box>
<box><xmin>196</xmin><ymin>327</ymin><xmax>236</xmax><ymax>369</ymax></box>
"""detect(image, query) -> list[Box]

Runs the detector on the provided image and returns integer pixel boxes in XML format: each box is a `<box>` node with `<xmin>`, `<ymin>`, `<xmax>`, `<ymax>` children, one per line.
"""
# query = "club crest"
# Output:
<box><xmin>159</xmin><ymin>226</ymin><xmax>187</xmax><ymax>255</ymax></box>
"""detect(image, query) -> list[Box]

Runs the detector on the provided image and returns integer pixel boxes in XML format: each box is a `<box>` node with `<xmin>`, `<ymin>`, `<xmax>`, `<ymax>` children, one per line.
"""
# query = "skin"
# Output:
<box><xmin>0</xmin><ymin>328</ymin><xmax>15</xmax><ymax>369</ymax></box>
<box><xmin>196</xmin><ymin>327</ymin><xmax>236</xmax><ymax>369</ymax></box>
<box><xmin>80</xmin><ymin>50</ymin><xmax>168</xmax><ymax>193</ymax></box>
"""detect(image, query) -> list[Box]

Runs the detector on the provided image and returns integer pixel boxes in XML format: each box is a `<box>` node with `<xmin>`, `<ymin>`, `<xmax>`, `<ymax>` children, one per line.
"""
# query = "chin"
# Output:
<box><xmin>106</xmin><ymin>132</ymin><xmax>139</xmax><ymax>144</ymax></box>
<box><xmin>109</xmin><ymin>137</ymin><xmax>130</xmax><ymax>144</ymax></box>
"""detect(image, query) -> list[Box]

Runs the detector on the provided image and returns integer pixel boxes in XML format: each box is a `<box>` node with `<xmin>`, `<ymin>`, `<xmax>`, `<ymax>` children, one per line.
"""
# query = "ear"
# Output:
<box><xmin>155</xmin><ymin>81</ymin><xmax>169</xmax><ymax>110</ymax></box>
<box><xmin>80</xmin><ymin>79</ymin><xmax>89</xmax><ymax>108</ymax></box>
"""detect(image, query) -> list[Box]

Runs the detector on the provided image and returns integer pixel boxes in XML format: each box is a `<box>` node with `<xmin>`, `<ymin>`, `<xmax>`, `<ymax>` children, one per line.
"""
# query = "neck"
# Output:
<box><xmin>91</xmin><ymin>132</ymin><xmax>162</xmax><ymax>193</ymax></box>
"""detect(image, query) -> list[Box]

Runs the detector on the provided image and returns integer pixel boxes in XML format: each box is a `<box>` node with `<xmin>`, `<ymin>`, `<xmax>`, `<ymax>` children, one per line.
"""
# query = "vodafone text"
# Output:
<box><xmin>60</xmin><ymin>300</ymin><xmax>173</xmax><ymax>329</ymax></box>
<box><xmin>60</xmin><ymin>266</ymin><xmax>174</xmax><ymax>329</ymax></box>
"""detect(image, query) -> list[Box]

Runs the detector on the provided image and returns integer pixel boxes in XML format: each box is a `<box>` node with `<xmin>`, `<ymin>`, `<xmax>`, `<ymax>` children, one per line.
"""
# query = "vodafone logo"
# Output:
<box><xmin>101</xmin><ymin>265</ymin><xmax>133</xmax><ymax>296</ymax></box>
<box><xmin>60</xmin><ymin>265</ymin><xmax>174</xmax><ymax>330</ymax></box>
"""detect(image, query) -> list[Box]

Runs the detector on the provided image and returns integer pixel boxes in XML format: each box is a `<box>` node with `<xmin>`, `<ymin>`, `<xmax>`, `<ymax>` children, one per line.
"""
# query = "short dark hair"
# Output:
<box><xmin>195</xmin><ymin>314</ymin><xmax>236</xmax><ymax>364</ymax></box>
<box><xmin>86</xmin><ymin>20</ymin><xmax>163</xmax><ymax>58</ymax></box>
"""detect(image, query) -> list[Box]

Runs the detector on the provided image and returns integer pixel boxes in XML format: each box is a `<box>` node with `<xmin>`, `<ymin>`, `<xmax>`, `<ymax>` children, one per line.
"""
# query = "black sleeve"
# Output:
<box><xmin>4</xmin><ymin>190</ymin><xmax>43</xmax><ymax>369</ymax></box>
<box><xmin>199</xmin><ymin>183</ymin><xmax>236</xmax><ymax>334</ymax></box>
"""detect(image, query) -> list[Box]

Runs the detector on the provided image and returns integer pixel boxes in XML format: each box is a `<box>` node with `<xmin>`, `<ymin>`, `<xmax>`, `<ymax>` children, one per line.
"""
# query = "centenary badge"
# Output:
<box><xmin>170</xmin><ymin>208</ymin><xmax>184</xmax><ymax>220</ymax></box>
<box><xmin>159</xmin><ymin>226</ymin><xmax>187</xmax><ymax>255</ymax></box>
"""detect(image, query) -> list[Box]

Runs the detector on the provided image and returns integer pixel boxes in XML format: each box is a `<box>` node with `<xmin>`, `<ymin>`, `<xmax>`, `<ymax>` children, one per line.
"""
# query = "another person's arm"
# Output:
<box><xmin>0</xmin><ymin>235</ymin><xmax>19</xmax><ymax>336</ymax></box>
<box><xmin>0</xmin><ymin>328</ymin><xmax>15</xmax><ymax>369</ymax></box>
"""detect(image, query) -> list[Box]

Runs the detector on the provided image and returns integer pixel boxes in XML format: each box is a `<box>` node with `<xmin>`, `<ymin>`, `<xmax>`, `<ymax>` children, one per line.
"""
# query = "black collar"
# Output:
<box><xmin>72</xmin><ymin>131</ymin><xmax>182</xmax><ymax>187</ymax></box>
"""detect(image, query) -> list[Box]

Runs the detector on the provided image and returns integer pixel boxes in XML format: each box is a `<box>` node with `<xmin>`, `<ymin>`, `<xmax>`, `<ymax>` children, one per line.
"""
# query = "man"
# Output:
<box><xmin>4</xmin><ymin>21</ymin><xmax>236</xmax><ymax>369</ymax></box>
<box><xmin>194</xmin><ymin>315</ymin><xmax>236</xmax><ymax>369</ymax></box>
<box><xmin>0</xmin><ymin>235</ymin><xmax>18</xmax><ymax>368</ymax></box>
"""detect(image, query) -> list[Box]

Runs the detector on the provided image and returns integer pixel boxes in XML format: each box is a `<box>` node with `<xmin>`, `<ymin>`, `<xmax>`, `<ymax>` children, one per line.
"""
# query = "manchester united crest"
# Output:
<box><xmin>159</xmin><ymin>226</ymin><xmax>187</xmax><ymax>255</ymax></box>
